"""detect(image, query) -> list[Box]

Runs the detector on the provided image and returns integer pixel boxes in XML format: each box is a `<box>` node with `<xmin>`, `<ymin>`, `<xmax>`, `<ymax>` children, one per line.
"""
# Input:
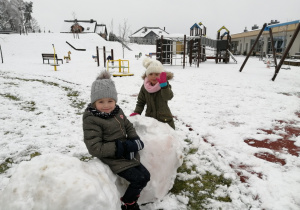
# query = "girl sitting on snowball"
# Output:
<box><xmin>83</xmin><ymin>71</ymin><xmax>150</xmax><ymax>210</ymax></box>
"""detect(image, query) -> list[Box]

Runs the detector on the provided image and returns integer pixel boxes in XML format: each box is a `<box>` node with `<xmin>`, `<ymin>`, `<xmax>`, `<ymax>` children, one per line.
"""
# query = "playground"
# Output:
<box><xmin>0</xmin><ymin>32</ymin><xmax>299</xmax><ymax>210</ymax></box>
<box><xmin>155</xmin><ymin>24</ymin><xmax>237</xmax><ymax>69</ymax></box>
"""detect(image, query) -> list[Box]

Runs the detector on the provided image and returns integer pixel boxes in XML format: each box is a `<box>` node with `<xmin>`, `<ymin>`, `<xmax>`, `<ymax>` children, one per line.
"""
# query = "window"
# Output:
<box><xmin>267</xmin><ymin>36</ymin><xmax>286</xmax><ymax>53</ymax></box>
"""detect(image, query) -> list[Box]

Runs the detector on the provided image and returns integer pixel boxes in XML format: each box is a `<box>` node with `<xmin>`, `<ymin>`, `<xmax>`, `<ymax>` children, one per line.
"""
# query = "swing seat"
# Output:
<box><xmin>112</xmin><ymin>73</ymin><xmax>134</xmax><ymax>77</ymax></box>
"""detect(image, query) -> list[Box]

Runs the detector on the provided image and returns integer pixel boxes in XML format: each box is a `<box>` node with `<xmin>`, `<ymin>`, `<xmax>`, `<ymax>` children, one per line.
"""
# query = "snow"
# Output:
<box><xmin>0</xmin><ymin>33</ymin><xmax>300</xmax><ymax>210</ymax></box>
<box><xmin>130</xmin><ymin>27</ymin><xmax>169</xmax><ymax>38</ymax></box>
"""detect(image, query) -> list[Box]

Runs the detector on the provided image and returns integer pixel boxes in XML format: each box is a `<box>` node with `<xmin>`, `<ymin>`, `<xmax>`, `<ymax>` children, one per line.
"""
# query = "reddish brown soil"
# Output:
<box><xmin>245</xmin><ymin>121</ymin><xmax>300</xmax><ymax>158</ymax></box>
<box><xmin>229</xmin><ymin>164</ymin><xmax>263</xmax><ymax>183</ymax></box>
<box><xmin>234</xmin><ymin>112</ymin><xmax>300</xmax><ymax>183</ymax></box>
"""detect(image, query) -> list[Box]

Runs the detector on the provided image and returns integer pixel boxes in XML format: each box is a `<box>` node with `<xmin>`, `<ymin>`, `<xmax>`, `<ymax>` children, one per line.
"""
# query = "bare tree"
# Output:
<box><xmin>109</xmin><ymin>18</ymin><xmax>114</xmax><ymax>34</ymax></box>
<box><xmin>72</xmin><ymin>12</ymin><xmax>77</xmax><ymax>20</ymax></box>
<box><xmin>30</xmin><ymin>17</ymin><xmax>40</xmax><ymax>33</ymax></box>
<box><xmin>118</xmin><ymin>19</ymin><xmax>130</xmax><ymax>58</ymax></box>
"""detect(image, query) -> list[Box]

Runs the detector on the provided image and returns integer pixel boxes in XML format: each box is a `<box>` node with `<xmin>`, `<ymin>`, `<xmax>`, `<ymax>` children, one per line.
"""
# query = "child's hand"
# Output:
<box><xmin>125</xmin><ymin>151</ymin><xmax>136</xmax><ymax>160</ymax></box>
<box><xmin>115</xmin><ymin>139</ymin><xmax>125</xmax><ymax>158</ymax></box>
<box><xmin>125</xmin><ymin>138</ymin><xmax>144</xmax><ymax>152</ymax></box>
<box><xmin>156</xmin><ymin>72</ymin><xmax>167</xmax><ymax>87</ymax></box>
<box><xmin>130</xmin><ymin>112</ymin><xmax>139</xmax><ymax>117</ymax></box>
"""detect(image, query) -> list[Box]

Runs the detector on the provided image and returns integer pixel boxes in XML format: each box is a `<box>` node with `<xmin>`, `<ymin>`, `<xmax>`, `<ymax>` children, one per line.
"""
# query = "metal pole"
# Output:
<box><xmin>103</xmin><ymin>46</ymin><xmax>106</xmax><ymax>67</ymax></box>
<box><xmin>52</xmin><ymin>44</ymin><xmax>57</xmax><ymax>71</ymax></box>
<box><xmin>0</xmin><ymin>45</ymin><xmax>3</xmax><ymax>63</ymax></box>
<box><xmin>111</xmin><ymin>49</ymin><xmax>114</xmax><ymax>66</ymax></box>
<box><xmin>96</xmin><ymin>46</ymin><xmax>99</xmax><ymax>67</ymax></box>
<box><xmin>239</xmin><ymin>23</ymin><xmax>267</xmax><ymax>72</ymax></box>
<box><xmin>183</xmin><ymin>35</ymin><xmax>186</xmax><ymax>69</ymax></box>
<box><xmin>271</xmin><ymin>22</ymin><xmax>300</xmax><ymax>81</ymax></box>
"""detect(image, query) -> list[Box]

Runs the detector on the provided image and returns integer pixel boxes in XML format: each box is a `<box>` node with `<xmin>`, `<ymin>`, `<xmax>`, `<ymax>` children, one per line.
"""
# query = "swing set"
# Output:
<box><xmin>239</xmin><ymin>20</ymin><xmax>300</xmax><ymax>81</ymax></box>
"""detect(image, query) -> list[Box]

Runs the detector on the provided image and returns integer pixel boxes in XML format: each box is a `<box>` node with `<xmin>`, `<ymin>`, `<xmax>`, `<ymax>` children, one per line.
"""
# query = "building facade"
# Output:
<box><xmin>230</xmin><ymin>20</ymin><xmax>300</xmax><ymax>57</ymax></box>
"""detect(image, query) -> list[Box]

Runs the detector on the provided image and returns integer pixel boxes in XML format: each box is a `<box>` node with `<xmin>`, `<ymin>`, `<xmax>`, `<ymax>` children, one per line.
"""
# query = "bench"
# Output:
<box><xmin>42</xmin><ymin>53</ymin><xmax>63</xmax><ymax>64</ymax></box>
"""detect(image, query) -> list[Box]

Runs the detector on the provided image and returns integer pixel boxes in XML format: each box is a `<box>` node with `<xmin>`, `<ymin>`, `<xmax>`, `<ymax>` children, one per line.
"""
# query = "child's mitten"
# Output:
<box><xmin>124</xmin><ymin>138</ymin><xmax>144</xmax><ymax>152</ymax></box>
<box><xmin>156</xmin><ymin>72</ymin><xmax>167</xmax><ymax>87</ymax></box>
<box><xmin>125</xmin><ymin>151</ymin><xmax>136</xmax><ymax>160</ymax></box>
<box><xmin>115</xmin><ymin>139</ymin><xmax>125</xmax><ymax>158</ymax></box>
<box><xmin>130</xmin><ymin>112</ymin><xmax>139</xmax><ymax>117</ymax></box>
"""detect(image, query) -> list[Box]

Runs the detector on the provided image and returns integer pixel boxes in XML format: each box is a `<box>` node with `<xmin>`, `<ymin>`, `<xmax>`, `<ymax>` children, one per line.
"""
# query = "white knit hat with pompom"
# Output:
<box><xmin>143</xmin><ymin>57</ymin><xmax>164</xmax><ymax>76</ymax></box>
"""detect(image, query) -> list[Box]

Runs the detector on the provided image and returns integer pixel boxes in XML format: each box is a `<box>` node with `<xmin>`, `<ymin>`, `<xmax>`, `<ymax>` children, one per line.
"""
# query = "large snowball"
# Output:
<box><xmin>126</xmin><ymin>115</ymin><xmax>183</xmax><ymax>203</ymax></box>
<box><xmin>0</xmin><ymin>154</ymin><xmax>121</xmax><ymax>210</ymax></box>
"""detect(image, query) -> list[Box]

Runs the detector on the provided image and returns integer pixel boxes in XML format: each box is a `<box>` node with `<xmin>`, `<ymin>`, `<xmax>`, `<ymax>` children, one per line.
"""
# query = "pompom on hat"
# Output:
<box><xmin>143</xmin><ymin>57</ymin><xmax>165</xmax><ymax>76</ymax></box>
<box><xmin>90</xmin><ymin>71</ymin><xmax>118</xmax><ymax>104</ymax></box>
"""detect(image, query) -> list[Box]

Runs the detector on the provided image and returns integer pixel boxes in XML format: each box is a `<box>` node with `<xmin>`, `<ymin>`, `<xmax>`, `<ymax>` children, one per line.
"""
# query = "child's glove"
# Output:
<box><xmin>125</xmin><ymin>151</ymin><xmax>136</xmax><ymax>160</ymax></box>
<box><xmin>156</xmin><ymin>72</ymin><xmax>167</xmax><ymax>87</ymax></box>
<box><xmin>115</xmin><ymin>139</ymin><xmax>142</xmax><ymax>160</ymax></box>
<box><xmin>115</xmin><ymin>139</ymin><xmax>125</xmax><ymax>158</ymax></box>
<box><xmin>124</xmin><ymin>138</ymin><xmax>144</xmax><ymax>152</ymax></box>
<box><xmin>130</xmin><ymin>112</ymin><xmax>139</xmax><ymax>117</ymax></box>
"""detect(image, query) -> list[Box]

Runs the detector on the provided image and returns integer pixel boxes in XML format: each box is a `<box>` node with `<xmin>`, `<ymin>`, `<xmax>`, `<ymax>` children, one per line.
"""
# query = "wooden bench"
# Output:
<box><xmin>42</xmin><ymin>53</ymin><xmax>63</xmax><ymax>64</ymax></box>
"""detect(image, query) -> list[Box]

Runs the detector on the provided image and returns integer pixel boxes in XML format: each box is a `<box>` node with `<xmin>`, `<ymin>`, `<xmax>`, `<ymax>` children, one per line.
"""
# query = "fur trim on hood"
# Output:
<box><xmin>141</xmin><ymin>71</ymin><xmax>174</xmax><ymax>80</ymax></box>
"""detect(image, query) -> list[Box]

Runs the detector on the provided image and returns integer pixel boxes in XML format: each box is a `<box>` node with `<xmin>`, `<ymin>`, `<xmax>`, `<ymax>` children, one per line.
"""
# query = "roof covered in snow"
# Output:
<box><xmin>129</xmin><ymin>27</ymin><xmax>169</xmax><ymax>38</ymax></box>
<box><xmin>60</xmin><ymin>20</ymin><xmax>107</xmax><ymax>34</ymax></box>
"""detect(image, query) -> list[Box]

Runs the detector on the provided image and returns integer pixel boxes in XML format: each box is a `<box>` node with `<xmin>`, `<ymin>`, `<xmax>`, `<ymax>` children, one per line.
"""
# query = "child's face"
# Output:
<box><xmin>95</xmin><ymin>98</ymin><xmax>116</xmax><ymax>113</ymax></box>
<box><xmin>147</xmin><ymin>73</ymin><xmax>160</xmax><ymax>85</ymax></box>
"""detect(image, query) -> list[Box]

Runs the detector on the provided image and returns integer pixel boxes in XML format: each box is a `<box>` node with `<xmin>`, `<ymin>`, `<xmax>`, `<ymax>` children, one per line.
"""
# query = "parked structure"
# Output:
<box><xmin>231</xmin><ymin>20</ymin><xmax>300</xmax><ymax>57</ymax></box>
<box><xmin>129</xmin><ymin>27</ymin><xmax>169</xmax><ymax>45</ymax></box>
<box><xmin>61</xmin><ymin>19</ymin><xmax>108</xmax><ymax>40</ymax></box>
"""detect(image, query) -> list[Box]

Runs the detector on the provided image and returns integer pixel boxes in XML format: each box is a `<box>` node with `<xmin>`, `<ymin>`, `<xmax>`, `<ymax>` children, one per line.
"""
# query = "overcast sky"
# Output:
<box><xmin>27</xmin><ymin>0</ymin><xmax>300</xmax><ymax>38</ymax></box>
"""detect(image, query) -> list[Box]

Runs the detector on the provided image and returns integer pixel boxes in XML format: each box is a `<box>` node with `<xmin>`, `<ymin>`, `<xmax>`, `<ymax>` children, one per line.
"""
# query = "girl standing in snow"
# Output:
<box><xmin>130</xmin><ymin>58</ymin><xmax>175</xmax><ymax>129</ymax></box>
<box><xmin>83</xmin><ymin>71</ymin><xmax>150</xmax><ymax>210</ymax></box>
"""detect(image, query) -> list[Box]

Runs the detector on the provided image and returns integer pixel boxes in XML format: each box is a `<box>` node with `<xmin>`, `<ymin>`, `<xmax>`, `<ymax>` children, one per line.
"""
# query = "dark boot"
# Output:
<box><xmin>121</xmin><ymin>197</ymin><xmax>140</xmax><ymax>210</ymax></box>
<box><xmin>121</xmin><ymin>201</ymin><xmax>140</xmax><ymax>210</ymax></box>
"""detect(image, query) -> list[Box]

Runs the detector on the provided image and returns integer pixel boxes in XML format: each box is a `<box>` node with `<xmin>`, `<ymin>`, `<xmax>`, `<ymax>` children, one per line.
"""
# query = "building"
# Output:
<box><xmin>129</xmin><ymin>27</ymin><xmax>169</xmax><ymax>45</ymax></box>
<box><xmin>230</xmin><ymin>20</ymin><xmax>300</xmax><ymax>57</ymax></box>
<box><xmin>61</xmin><ymin>19</ymin><xmax>108</xmax><ymax>40</ymax></box>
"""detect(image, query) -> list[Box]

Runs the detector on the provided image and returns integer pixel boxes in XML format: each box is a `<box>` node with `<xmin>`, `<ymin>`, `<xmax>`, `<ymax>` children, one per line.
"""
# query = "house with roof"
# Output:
<box><xmin>61</xmin><ymin>19</ymin><xmax>108</xmax><ymax>40</ymax></box>
<box><xmin>129</xmin><ymin>27</ymin><xmax>169</xmax><ymax>45</ymax></box>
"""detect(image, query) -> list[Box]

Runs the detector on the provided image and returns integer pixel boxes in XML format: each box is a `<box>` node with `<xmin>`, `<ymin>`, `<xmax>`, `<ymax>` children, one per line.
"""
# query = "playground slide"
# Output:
<box><xmin>227</xmin><ymin>49</ymin><xmax>237</xmax><ymax>63</ymax></box>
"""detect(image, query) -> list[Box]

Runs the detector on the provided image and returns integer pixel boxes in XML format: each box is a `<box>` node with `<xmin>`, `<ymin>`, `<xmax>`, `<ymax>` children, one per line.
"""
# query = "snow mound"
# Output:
<box><xmin>0</xmin><ymin>154</ymin><xmax>120</xmax><ymax>210</ymax></box>
<box><xmin>119</xmin><ymin>115</ymin><xmax>184</xmax><ymax>203</ymax></box>
<box><xmin>0</xmin><ymin>116</ymin><xmax>183</xmax><ymax>209</ymax></box>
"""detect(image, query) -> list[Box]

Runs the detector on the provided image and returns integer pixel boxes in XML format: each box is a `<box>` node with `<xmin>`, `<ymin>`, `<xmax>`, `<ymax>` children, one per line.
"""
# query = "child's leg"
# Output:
<box><xmin>118</xmin><ymin>163</ymin><xmax>150</xmax><ymax>203</ymax></box>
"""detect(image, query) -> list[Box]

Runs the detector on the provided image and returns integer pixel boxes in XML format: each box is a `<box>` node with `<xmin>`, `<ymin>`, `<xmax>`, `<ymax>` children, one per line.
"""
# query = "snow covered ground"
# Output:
<box><xmin>0</xmin><ymin>33</ymin><xmax>300</xmax><ymax>210</ymax></box>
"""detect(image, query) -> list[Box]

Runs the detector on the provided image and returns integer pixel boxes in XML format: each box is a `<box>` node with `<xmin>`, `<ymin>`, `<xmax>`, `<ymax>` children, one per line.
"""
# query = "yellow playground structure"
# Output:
<box><xmin>107</xmin><ymin>59</ymin><xmax>133</xmax><ymax>77</ymax></box>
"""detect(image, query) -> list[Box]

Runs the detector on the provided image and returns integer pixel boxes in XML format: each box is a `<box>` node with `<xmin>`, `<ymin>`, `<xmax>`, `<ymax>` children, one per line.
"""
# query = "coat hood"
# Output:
<box><xmin>141</xmin><ymin>71</ymin><xmax>174</xmax><ymax>80</ymax></box>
